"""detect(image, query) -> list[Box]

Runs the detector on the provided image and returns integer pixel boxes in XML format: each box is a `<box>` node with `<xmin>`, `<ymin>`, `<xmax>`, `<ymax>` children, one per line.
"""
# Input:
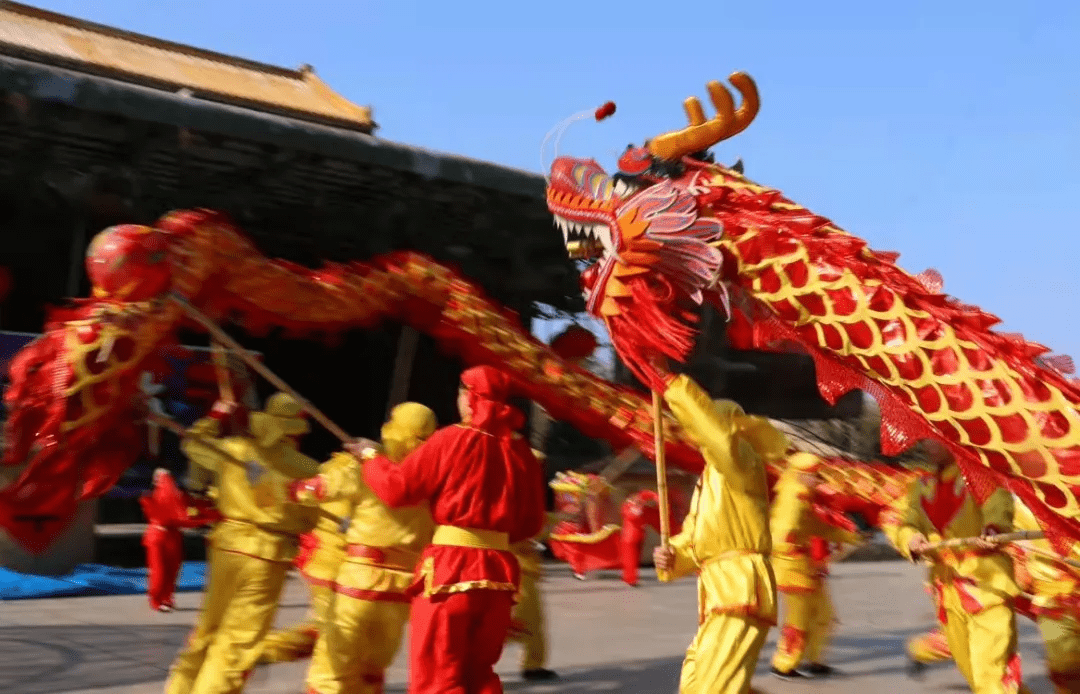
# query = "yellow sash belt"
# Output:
<box><xmin>432</xmin><ymin>525</ymin><xmax>509</xmax><ymax>551</ymax></box>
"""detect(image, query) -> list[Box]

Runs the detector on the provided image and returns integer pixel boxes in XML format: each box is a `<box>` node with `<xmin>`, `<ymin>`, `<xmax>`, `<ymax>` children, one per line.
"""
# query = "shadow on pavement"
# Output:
<box><xmin>0</xmin><ymin>624</ymin><xmax>188</xmax><ymax>694</ymax></box>
<box><xmin>384</xmin><ymin>656</ymin><xmax>685</xmax><ymax>694</ymax></box>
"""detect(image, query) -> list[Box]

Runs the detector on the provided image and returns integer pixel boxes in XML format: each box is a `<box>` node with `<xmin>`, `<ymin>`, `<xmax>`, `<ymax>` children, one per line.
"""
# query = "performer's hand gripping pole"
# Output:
<box><xmin>170</xmin><ymin>293</ymin><xmax>353</xmax><ymax>444</ymax></box>
<box><xmin>927</xmin><ymin>530</ymin><xmax>1043</xmax><ymax>551</ymax></box>
<box><xmin>653</xmin><ymin>389</ymin><xmax>673</xmax><ymax>582</ymax></box>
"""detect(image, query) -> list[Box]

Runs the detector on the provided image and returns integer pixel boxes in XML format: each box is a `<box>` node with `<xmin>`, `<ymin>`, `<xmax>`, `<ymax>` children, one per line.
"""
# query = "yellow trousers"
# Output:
<box><xmin>165</xmin><ymin>547</ymin><xmax>289</xmax><ymax>694</ymax></box>
<box><xmin>940</xmin><ymin>588</ymin><xmax>1029</xmax><ymax>694</ymax></box>
<box><xmin>1039</xmin><ymin>615</ymin><xmax>1080</xmax><ymax>694</ymax></box>
<box><xmin>679</xmin><ymin>612</ymin><xmax>768</xmax><ymax>694</ymax></box>
<box><xmin>508</xmin><ymin>571</ymin><xmax>547</xmax><ymax>670</ymax></box>
<box><xmin>305</xmin><ymin>592</ymin><xmax>411</xmax><ymax>694</ymax></box>
<box><xmin>908</xmin><ymin>626</ymin><xmax>953</xmax><ymax>664</ymax></box>
<box><xmin>771</xmin><ymin>587</ymin><xmax>835</xmax><ymax>672</ymax></box>
<box><xmin>257</xmin><ymin>581</ymin><xmax>335</xmax><ymax>664</ymax></box>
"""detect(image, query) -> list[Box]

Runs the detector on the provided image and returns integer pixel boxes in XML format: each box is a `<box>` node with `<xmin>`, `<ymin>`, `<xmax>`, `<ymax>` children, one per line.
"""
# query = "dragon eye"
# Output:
<box><xmin>617</xmin><ymin>147</ymin><xmax>652</xmax><ymax>176</ymax></box>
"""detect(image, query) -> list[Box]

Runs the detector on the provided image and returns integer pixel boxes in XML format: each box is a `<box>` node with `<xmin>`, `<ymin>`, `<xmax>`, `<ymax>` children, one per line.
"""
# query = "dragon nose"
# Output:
<box><xmin>548</xmin><ymin>156</ymin><xmax>580</xmax><ymax>182</ymax></box>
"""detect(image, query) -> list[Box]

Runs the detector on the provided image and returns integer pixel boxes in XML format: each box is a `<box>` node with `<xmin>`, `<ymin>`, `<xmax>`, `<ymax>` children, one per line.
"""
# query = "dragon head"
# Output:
<box><xmin>545</xmin><ymin>73</ymin><xmax>760</xmax><ymax>386</ymax></box>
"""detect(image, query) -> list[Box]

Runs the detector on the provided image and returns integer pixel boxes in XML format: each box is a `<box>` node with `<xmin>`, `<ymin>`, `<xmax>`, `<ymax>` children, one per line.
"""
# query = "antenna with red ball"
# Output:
<box><xmin>541</xmin><ymin>102</ymin><xmax>618</xmax><ymax>177</ymax></box>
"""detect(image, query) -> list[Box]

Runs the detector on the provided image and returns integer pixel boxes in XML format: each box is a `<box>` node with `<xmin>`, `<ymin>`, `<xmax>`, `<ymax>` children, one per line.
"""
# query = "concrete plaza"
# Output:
<box><xmin>0</xmin><ymin>560</ymin><xmax>1054</xmax><ymax>693</ymax></box>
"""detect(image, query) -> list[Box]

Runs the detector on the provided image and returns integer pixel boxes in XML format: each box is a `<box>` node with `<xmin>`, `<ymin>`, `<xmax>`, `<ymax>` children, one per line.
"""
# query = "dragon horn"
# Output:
<box><xmin>646</xmin><ymin>72</ymin><xmax>760</xmax><ymax>162</ymax></box>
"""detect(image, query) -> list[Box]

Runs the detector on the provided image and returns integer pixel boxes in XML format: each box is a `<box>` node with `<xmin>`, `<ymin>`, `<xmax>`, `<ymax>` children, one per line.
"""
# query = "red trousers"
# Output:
<box><xmin>408</xmin><ymin>590</ymin><xmax>514</xmax><ymax>693</ymax></box>
<box><xmin>620</xmin><ymin>520</ymin><xmax>649</xmax><ymax>586</ymax></box>
<box><xmin>620</xmin><ymin>505</ymin><xmax>679</xmax><ymax>586</ymax></box>
<box><xmin>144</xmin><ymin>526</ymin><xmax>183</xmax><ymax>610</ymax></box>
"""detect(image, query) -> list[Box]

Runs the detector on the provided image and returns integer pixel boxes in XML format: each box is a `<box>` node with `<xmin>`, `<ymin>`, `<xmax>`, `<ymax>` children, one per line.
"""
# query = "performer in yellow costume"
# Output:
<box><xmin>256</xmin><ymin>453</ymin><xmax>352</xmax><ymax>664</ymax></box>
<box><xmin>165</xmin><ymin>394</ymin><xmax>323</xmax><ymax>694</ymax></box>
<box><xmin>506</xmin><ymin>451</ymin><xmax>559</xmax><ymax>682</ymax></box>
<box><xmin>900</xmin><ymin>498</ymin><xmax>1080</xmax><ymax>693</ymax></box>
<box><xmin>884</xmin><ymin>440</ymin><xmax>1030</xmax><ymax>694</ymax></box>
<box><xmin>1009</xmin><ymin>501</ymin><xmax>1080</xmax><ymax>693</ymax></box>
<box><xmin>291</xmin><ymin>402</ymin><xmax>437</xmax><ymax>694</ymax></box>
<box><xmin>769</xmin><ymin>452</ymin><xmax>864</xmax><ymax>679</ymax></box>
<box><xmin>653</xmin><ymin>374</ymin><xmax>787</xmax><ymax>694</ymax></box>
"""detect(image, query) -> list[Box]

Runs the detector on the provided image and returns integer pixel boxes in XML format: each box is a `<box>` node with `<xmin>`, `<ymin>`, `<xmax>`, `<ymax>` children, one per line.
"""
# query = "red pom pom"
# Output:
<box><xmin>595</xmin><ymin>101</ymin><xmax>616</xmax><ymax>121</ymax></box>
<box><xmin>551</xmin><ymin>325</ymin><xmax>599</xmax><ymax>361</ymax></box>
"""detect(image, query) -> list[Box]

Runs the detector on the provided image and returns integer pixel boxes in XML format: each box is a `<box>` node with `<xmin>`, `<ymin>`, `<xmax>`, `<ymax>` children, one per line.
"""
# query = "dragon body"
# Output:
<box><xmin>1</xmin><ymin>210</ymin><xmax>708</xmax><ymax>552</ymax></box>
<box><xmin>1</xmin><ymin>209</ymin><xmax>912</xmax><ymax>554</ymax></box>
<box><xmin>545</xmin><ymin>73</ymin><xmax>1080</xmax><ymax>550</ymax></box>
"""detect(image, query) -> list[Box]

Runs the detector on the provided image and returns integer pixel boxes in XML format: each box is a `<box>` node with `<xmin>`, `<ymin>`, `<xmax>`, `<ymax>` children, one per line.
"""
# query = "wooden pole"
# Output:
<box><xmin>597</xmin><ymin>446</ymin><xmax>643</xmax><ymax>485</ymax></box>
<box><xmin>925</xmin><ymin>530</ymin><xmax>1043</xmax><ymax>552</ymax></box>
<box><xmin>652</xmin><ymin>390</ymin><xmax>669</xmax><ymax>582</ymax></box>
<box><xmin>170</xmin><ymin>293</ymin><xmax>353</xmax><ymax>443</ymax></box>
<box><xmin>1016</xmin><ymin>542</ymin><xmax>1080</xmax><ymax>570</ymax></box>
<box><xmin>210</xmin><ymin>340</ymin><xmax>235</xmax><ymax>405</ymax></box>
<box><xmin>385</xmin><ymin>325</ymin><xmax>420</xmax><ymax>420</ymax></box>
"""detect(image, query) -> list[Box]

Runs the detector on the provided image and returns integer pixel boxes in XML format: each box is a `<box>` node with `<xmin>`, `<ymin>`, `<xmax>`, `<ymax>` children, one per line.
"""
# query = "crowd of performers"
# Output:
<box><xmin>136</xmin><ymin>355</ymin><xmax>1080</xmax><ymax>694</ymax></box>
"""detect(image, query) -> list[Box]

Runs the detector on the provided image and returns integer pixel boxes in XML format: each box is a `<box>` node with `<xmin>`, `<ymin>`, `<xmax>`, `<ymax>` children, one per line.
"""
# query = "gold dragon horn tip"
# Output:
<box><xmin>645</xmin><ymin>72</ymin><xmax>761</xmax><ymax>162</ymax></box>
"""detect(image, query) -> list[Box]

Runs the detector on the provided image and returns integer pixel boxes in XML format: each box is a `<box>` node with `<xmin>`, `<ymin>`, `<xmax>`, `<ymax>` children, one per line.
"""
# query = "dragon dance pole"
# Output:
<box><xmin>923</xmin><ymin>530</ymin><xmax>1080</xmax><ymax>569</ymax></box>
<box><xmin>170</xmin><ymin>293</ymin><xmax>354</xmax><ymax>444</ymax></box>
<box><xmin>652</xmin><ymin>390</ymin><xmax>672</xmax><ymax>554</ymax></box>
<box><xmin>1017</xmin><ymin>542</ymin><xmax>1080</xmax><ymax>570</ymax></box>
<box><xmin>927</xmin><ymin>530</ymin><xmax>1043</xmax><ymax>551</ymax></box>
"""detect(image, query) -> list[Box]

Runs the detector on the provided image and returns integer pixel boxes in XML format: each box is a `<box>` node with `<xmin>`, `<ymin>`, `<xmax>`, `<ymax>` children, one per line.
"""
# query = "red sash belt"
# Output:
<box><xmin>346</xmin><ymin>543</ymin><xmax>416</xmax><ymax>571</ymax></box>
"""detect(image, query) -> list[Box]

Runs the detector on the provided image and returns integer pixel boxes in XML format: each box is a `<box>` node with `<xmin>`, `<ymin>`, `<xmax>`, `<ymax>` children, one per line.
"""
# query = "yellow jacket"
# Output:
<box><xmin>770</xmin><ymin>456</ymin><xmax>863</xmax><ymax>592</ymax></box>
<box><xmin>662</xmin><ymin>375</ymin><xmax>783</xmax><ymax>625</ymax></box>
<box><xmin>511</xmin><ymin>512</ymin><xmax>561</xmax><ymax>578</ymax></box>
<box><xmin>884</xmin><ymin>461</ymin><xmax>1018</xmax><ymax>609</ymax></box>
<box><xmin>293</xmin><ymin>449</ymin><xmax>434</xmax><ymax>594</ymax></box>
<box><xmin>298</xmin><ymin>453</ymin><xmax>353</xmax><ymax>584</ymax></box>
<box><xmin>182</xmin><ymin>416</ymin><xmax>321</xmax><ymax>562</ymax></box>
<box><xmin>1013</xmin><ymin>500</ymin><xmax>1080</xmax><ymax>613</ymax></box>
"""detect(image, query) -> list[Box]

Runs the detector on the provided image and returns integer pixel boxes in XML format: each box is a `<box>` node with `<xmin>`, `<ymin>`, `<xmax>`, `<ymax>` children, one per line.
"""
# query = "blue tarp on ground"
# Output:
<box><xmin>0</xmin><ymin>561</ymin><xmax>207</xmax><ymax>600</ymax></box>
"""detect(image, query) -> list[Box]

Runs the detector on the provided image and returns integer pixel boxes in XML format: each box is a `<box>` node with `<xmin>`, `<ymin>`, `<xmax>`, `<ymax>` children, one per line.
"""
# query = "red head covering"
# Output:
<box><xmin>460</xmin><ymin>365</ymin><xmax>525</xmax><ymax>434</ymax></box>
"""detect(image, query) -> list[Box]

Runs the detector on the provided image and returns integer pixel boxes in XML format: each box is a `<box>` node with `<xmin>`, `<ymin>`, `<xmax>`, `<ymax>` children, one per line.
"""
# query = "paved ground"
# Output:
<box><xmin>0</xmin><ymin>560</ymin><xmax>1054</xmax><ymax>694</ymax></box>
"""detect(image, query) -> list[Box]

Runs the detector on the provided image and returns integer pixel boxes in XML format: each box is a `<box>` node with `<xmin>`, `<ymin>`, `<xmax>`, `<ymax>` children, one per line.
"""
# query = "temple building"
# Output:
<box><xmin>0</xmin><ymin>1</ymin><xmax>861</xmax><ymax>569</ymax></box>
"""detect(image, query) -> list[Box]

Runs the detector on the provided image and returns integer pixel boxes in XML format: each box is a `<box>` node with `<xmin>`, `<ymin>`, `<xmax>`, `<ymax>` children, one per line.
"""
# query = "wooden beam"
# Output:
<box><xmin>385</xmin><ymin>325</ymin><xmax>421</xmax><ymax>419</ymax></box>
<box><xmin>66</xmin><ymin>216</ymin><xmax>86</xmax><ymax>297</ymax></box>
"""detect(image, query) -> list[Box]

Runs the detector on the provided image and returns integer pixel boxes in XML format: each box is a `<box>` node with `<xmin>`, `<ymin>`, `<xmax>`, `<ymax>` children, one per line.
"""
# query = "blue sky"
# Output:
<box><xmin>34</xmin><ymin>0</ymin><xmax>1080</xmax><ymax>361</ymax></box>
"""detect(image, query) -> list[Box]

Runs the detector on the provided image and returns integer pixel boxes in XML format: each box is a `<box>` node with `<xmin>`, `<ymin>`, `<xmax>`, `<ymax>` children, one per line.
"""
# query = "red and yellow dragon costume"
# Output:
<box><xmin>0</xmin><ymin>210</ymin><xmax>714</xmax><ymax>552</ymax></box>
<box><xmin>1</xmin><ymin>72</ymin><xmax>1075</xmax><ymax>559</ymax></box>
<box><xmin>544</xmin><ymin>72</ymin><xmax>1080</xmax><ymax>553</ymax></box>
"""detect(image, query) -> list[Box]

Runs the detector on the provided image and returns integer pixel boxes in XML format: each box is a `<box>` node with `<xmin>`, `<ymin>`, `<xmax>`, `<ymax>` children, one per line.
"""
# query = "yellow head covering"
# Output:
<box><xmin>787</xmin><ymin>451</ymin><xmax>823</xmax><ymax>473</ymax></box>
<box><xmin>249</xmin><ymin>392</ymin><xmax>310</xmax><ymax>448</ymax></box>
<box><xmin>709</xmin><ymin>399</ymin><xmax>790</xmax><ymax>464</ymax></box>
<box><xmin>381</xmin><ymin>402</ymin><xmax>438</xmax><ymax>462</ymax></box>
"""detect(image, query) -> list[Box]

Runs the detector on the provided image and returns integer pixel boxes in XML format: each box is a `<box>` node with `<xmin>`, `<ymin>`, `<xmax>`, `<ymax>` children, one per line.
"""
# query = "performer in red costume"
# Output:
<box><xmin>357</xmin><ymin>365</ymin><xmax>547</xmax><ymax>694</ymax></box>
<box><xmin>140</xmin><ymin>468</ymin><xmax>220</xmax><ymax>612</ymax></box>
<box><xmin>619</xmin><ymin>488</ymin><xmax>683</xmax><ymax>587</ymax></box>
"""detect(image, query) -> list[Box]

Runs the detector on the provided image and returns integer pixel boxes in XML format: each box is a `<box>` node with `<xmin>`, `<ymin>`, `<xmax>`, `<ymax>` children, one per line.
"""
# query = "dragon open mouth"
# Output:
<box><xmin>553</xmin><ymin>216</ymin><xmax>614</xmax><ymax>260</ymax></box>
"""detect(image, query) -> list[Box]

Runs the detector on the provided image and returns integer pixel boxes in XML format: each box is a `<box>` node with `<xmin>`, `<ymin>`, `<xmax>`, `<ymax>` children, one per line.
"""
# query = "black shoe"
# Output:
<box><xmin>806</xmin><ymin>663</ymin><xmax>837</xmax><ymax>678</ymax></box>
<box><xmin>522</xmin><ymin>668</ymin><xmax>558</xmax><ymax>681</ymax></box>
<box><xmin>907</xmin><ymin>659</ymin><xmax>928</xmax><ymax>680</ymax></box>
<box><xmin>771</xmin><ymin>667</ymin><xmax>805</xmax><ymax>680</ymax></box>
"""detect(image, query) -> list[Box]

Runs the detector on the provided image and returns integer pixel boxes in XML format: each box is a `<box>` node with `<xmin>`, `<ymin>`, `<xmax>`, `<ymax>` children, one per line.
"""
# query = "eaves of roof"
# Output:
<box><xmin>0</xmin><ymin>53</ymin><xmax>548</xmax><ymax>200</ymax></box>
